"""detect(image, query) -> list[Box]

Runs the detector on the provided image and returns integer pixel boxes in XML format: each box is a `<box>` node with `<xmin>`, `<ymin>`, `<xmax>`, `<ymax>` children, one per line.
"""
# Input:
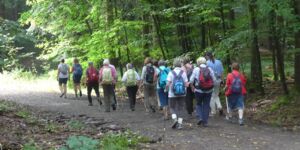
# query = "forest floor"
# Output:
<box><xmin>1</xmin><ymin>76</ymin><xmax>300</xmax><ymax>150</ymax></box>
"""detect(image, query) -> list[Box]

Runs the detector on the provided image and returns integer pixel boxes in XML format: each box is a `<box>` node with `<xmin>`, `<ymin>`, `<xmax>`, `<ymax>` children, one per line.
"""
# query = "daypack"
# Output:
<box><xmin>231</xmin><ymin>74</ymin><xmax>242</xmax><ymax>94</ymax></box>
<box><xmin>158</xmin><ymin>68</ymin><xmax>169</xmax><ymax>89</ymax></box>
<box><xmin>145</xmin><ymin>66</ymin><xmax>155</xmax><ymax>84</ymax></box>
<box><xmin>73</xmin><ymin>64</ymin><xmax>83</xmax><ymax>76</ymax></box>
<box><xmin>126</xmin><ymin>69</ymin><xmax>137</xmax><ymax>86</ymax></box>
<box><xmin>60</xmin><ymin>64</ymin><xmax>69</xmax><ymax>75</ymax></box>
<box><xmin>87</xmin><ymin>67</ymin><xmax>98</xmax><ymax>83</ymax></box>
<box><xmin>172</xmin><ymin>70</ymin><xmax>186</xmax><ymax>96</ymax></box>
<box><xmin>198</xmin><ymin>66</ymin><xmax>214</xmax><ymax>91</ymax></box>
<box><xmin>102</xmin><ymin>67</ymin><xmax>113</xmax><ymax>84</ymax></box>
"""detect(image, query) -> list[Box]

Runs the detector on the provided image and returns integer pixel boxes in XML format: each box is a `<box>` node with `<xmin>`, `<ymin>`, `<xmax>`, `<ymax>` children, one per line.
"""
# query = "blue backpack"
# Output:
<box><xmin>172</xmin><ymin>70</ymin><xmax>186</xmax><ymax>96</ymax></box>
<box><xmin>231</xmin><ymin>74</ymin><xmax>242</xmax><ymax>94</ymax></box>
<box><xmin>159</xmin><ymin>68</ymin><xmax>169</xmax><ymax>89</ymax></box>
<box><xmin>73</xmin><ymin>64</ymin><xmax>83</xmax><ymax>76</ymax></box>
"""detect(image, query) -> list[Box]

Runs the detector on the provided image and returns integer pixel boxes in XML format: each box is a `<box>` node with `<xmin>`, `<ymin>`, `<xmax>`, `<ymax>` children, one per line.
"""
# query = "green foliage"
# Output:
<box><xmin>0</xmin><ymin>100</ymin><xmax>15</xmax><ymax>113</ymax></box>
<box><xmin>15</xmin><ymin>110</ymin><xmax>31</xmax><ymax>119</ymax></box>
<box><xmin>67</xmin><ymin>120</ymin><xmax>85</xmax><ymax>131</ymax></box>
<box><xmin>59</xmin><ymin>136</ymin><xmax>99</xmax><ymax>150</ymax></box>
<box><xmin>45</xmin><ymin>122</ymin><xmax>59</xmax><ymax>133</ymax></box>
<box><xmin>100</xmin><ymin>130</ymin><xmax>150</xmax><ymax>150</ymax></box>
<box><xmin>23</xmin><ymin>140</ymin><xmax>40</xmax><ymax>150</ymax></box>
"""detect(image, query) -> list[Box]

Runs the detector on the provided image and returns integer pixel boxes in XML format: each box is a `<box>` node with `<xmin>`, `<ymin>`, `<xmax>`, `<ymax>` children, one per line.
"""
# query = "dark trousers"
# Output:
<box><xmin>103</xmin><ymin>84</ymin><xmax>115</xmax><ymax>112</ymax></box>
<box><xmin>87</xmin><ymin>82</ymin><xmax>100</xmax><ymax>104</ymax></box>
<box><xmin>185</xmin><ymin>86</ymin><xmax>194</xmax><ymax>114</ymax></box>
<box><xmin>126</xmin><ymin>86</ymin><xmax>138</xmax><ymax>109</ymax></box>
<box><xmin>195</xmin><ymin>92</ymin><xmax>212</xmax><ymax>125</ymax></box>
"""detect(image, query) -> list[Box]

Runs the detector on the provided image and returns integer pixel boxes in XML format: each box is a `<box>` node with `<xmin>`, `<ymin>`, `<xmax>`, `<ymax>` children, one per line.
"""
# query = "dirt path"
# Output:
<box><xmin>1</xmin><ymin>77</ymin><xmax>300</xmax><ymax>150</ymax></box>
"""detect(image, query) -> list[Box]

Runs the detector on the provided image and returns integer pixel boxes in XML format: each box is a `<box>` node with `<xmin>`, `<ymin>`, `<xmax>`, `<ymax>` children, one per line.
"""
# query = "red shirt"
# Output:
<box><xmin>225</xmin><ymin>70</ymin><xmax>247</xmax><ymax>96</ymax></box>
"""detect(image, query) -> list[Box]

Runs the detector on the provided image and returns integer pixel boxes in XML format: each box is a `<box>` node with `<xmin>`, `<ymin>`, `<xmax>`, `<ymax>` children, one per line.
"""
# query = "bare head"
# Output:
<box><xmin>61</xmin><ymin>59</ymin><xmax>65</xmax><ymax>63</ymax></box>
<box><xmin>73</xmin><ymin>58</ymin><xmax>79</xmax><ymax>64</ymax></box>
<box><xmin>158</xmin><ymin>60</ymin><xmax>167</xmax><ymax>67</ymax></box>
<box><xmin>173</xmin><ymin>58</ymin><xmax>182</xmax><ymax>68</ymax></box>
<box><xmin>126</xmin><ymin>63</ymin><xmax>133</xmax><ymax>70</ymax></box>
<box><xmin>144</xmin><ymin>57</ymin><xmax>152</xmax><ymax>65</ymax></box>
<box><xmin>232</xmin><ymin>62</ymin><xmax>240</xmax><ymax>71</ymax></box>
<box><xmin>88</xmin><ymin>62</ymin><xmax>94</xmax><ymax>67</ymax></box>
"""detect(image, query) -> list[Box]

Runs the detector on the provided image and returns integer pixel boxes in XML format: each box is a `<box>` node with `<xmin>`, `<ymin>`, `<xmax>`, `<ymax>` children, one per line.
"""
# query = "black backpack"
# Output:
<box><xmin>145</xmin><ymin>66</ymin><xmax>155</xmax><ymax>84</ymax></box>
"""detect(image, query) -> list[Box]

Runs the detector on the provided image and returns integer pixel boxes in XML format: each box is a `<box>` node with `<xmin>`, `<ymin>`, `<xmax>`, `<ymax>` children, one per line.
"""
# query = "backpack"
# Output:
<box><xmin>87</xmin><ymin>67</ymin><xmax>98</xmax><ymax>83</ymax></box>
<box><xmin>198</xmin><ymin>66</ymin><xmax>214</xmax><ymax>91</ymax></box>
<box><xmin>60</xmin><ymin>64</ymin><xmax>69</xmax><ymax>75</ymax></box>
<box><xmin>158</xmin><ymin>68</ymin><xmax>169</xmax><ymax>89</ymax></box>
<box><xmin>126</xmin><ymin>69</ymin><xmax>137</xmax><ymax>86</ymax></box>
<box><xmin>102</xmin><ymin>67</ymin><xmax>113</xmax><ymax>84</ymax></box>
<box><xmin>172</xmin><ymin>70</ymin><xmax>186</xmax><ymax>96</ymax></box>
<box><xmin>73</xmin><ymin>64</ymin><xmax>83</xmax><ymax>76</ymax></box>
<box><xmin>145</xmin><ymin>66</ymin><xmax>155</xmax><ymax>84</ymax></box>
<box><xmin>231</xmin><ymin>74</ymin><xmax>242</xmax><ymax>94</ymax></box>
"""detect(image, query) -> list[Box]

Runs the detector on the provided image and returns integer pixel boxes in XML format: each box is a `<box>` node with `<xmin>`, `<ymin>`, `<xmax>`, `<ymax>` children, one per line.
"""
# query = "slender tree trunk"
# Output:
<box><xmin>268</xmin><ymin>10</ymin><xmax>278</xmax><ymax>81</ymax></box>
<box><xmin>201</xmin><ymin>22</ymin><xmax>206</xmax><ymax>50</ymax></box>
<box><xmin>142</xmin><ymin>13</ymin><xmax>151</xmax><ymax>57</ymax></box>
<box><xmin>152</xmin><ymin>15</ymin><xmax>167</xmax><ymax>59</ymax></box>
<box><xmin>274</xmin><ymin>16</ymin><xmax>288</xmax><ymax>94</ymax></box>
<box><xmin>249</xmin><ymin>0</ymin><xmax>264</xmax><ymax>94</ymax></box>
<box><xmin>294</xmin><ymin>0</ymin><xmax>300</xmax><ymax>91</ymax></box>
<box><xmin>220</xmin><ymin>0</ymin><xmax>231</xmax><ymax>72</ymax></box>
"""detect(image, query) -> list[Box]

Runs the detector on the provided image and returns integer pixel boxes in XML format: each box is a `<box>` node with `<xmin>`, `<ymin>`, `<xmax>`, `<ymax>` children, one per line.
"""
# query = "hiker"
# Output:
<box><xmin>86</xmin><ymin>62</ymin><xmax>102</xmax><ymax>106</ymax></box>
<box><xmin>166</xmin><ymin>58</ymin><xmax>189</xmax><ymax>129</ymax></box>
<box><xmin>99</xmin><ymin>59</ymin><xmax>117</xmax><ymax>112</ymax></box>
<box><xmin>57</xmin><ymin>59</ymin><xmax>69</xmax><ymax>98</ymax></box>
<box><xmin>190</xmin><ymin>57</ymin><xmax>216</xmax><ymax>127</ymax></box>
<box><xmin>225</xmin><ymin>62</ymin><xmax>247</xmax><ymax>126</ymax></box>
<box><xmin>153</xmin><ymin>59</ymin><xmax>161</xmax><ymax>110</ymax></box>
<box><xmin>205</xmin><ymin>52</ymin><xmax>224</xmax><ymax>116</ymax></box>
<box><xmin>122</xmin><ymin>63</ymin><xmax>140</xmax><ymax>111</ymax></box>
<box><xmin>108</xmin><ymin>59</ymin><xmax>118</xmax><ymax>111</ymax></box>
<box><xmin>182</xmin><ymin>57</ymin><xmax>195</xmax><ymax>116</ymax></box>
<box><xmin>157</xmin><ymin>60</ymin><xmax>170</xmax><ymax>120</ymax></box>
<box><xmin>141</xmin><ymin>57</ymin><xmax>158</xmax><ymax>113</ymax></box>
<box><xmin>71</xmin><ymin>58</ymin><xmax>83</xmax><ymax>98</ymax></box>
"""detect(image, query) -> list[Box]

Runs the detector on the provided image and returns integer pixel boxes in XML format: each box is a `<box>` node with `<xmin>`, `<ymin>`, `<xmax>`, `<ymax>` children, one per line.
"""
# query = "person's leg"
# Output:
<box><xmin>149</xmin><ymin>85</ymin><xmax>157</xmax><ymax>112</ymax></box>
<box><xmin>158</xmin><ymin>88</ymin><xmax>168</xmax><ymax>119</ymax></box>
<box><xmin>111</xmin><ymin>85</ymin><xmax>117</xmax><ymax>110</ymax></box>
<box><xmin>126</xmin><ymin>86</ymin><xmax>133</xmax><ymax>110</ymax></box>
<box><xmin>185</xmin><ymin>87</ymin><xmax>194</xmax><ymax>115</ymax></box>
<box><xmin>108</xmin><ymin>85</ymin><xmax>114</xmax><ymax>111</ymax></box>
<box><xmin>58</xmin><ymin>78</ymin><xmax>64</xmax><ymax>97</ymax></box>
<box><xmin>236</xmin><ymin>95</ymin><xmax>245</xmax><ymax>125</ymax></box>
<box><xmin>63</xmin><ymin>78</ymin><xmax>68</xmax><ymax>98</ymax></box>
<box><xmin>214</xmin><ymin>80</ymin><xmax>222</xmax><ymax>113</ymax></box>
<box><xmin>143</xmin><ymin>85</ymin><xmax>150</xmax><ymax>112</ymax></box>
<box><xmin>195</xmin><ymin>92</ymin><xmax>203</xmax><ymax>123</ymax></box>
<box><xmin>203</xmin><ymin>93</ymin><xmax>212</xmax><ymax>126</ymax></box>
<box><xmin>177</xmin><ymin>97</ymin><xmax>185</xmax><ymax>129</ymax></box>
<box><xmin>87</xmin><ymin>84</ymin><xmax>93</xmax><ymax>105</ymax></box>
<box><xmin>94</xmin><ymin>83</ymin><xmax>102</xmax><ymax>105</ymax></box>
<box><xmin>103</xmin><ymin>85</ymin><xmax>110</xmax><ymax>112</ymax></box>
<box><xmin>132</xmin><ymin>86</ymin><xmax>138</xmax><ymax>110</ymax></box>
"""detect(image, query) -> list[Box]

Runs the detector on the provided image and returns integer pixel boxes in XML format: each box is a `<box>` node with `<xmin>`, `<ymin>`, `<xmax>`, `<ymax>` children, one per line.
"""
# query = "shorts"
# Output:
<box><xmin>228</xmin><ymin>94</ymin><xmax>244</xmax><ymax>110</ymax></box>
<box><xmin>73</xmin><ymin>74</ymin><xmax>82</xmax><ymax>84</ymax></box>
<box><xmin>158</xmin><ymin>88</ymin><xmax>168</xmax><ymax>107</ymax></box>
<box><xmin>59</xmin><ymin>78</ymin><xmax>68</xmax><ymax>86</ymax></box>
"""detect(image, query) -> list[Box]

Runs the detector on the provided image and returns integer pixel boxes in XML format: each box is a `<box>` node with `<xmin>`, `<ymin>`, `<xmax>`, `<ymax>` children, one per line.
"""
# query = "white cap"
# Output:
<box><xmin>103</xmin><ymin>59</ymin><xmax>110</xmax><ymax>65</ymax></box>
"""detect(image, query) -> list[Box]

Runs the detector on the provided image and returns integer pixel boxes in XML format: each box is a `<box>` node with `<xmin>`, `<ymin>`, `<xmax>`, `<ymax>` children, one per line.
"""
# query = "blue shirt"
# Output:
<box><xmin>207</xmin><ymin>59</ymin><xmax>224</xmax><ymax>79</ymax></box>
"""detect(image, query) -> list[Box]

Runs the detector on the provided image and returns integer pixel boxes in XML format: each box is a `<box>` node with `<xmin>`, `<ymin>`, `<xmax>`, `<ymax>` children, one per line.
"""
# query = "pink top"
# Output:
<box><xmin>99</xmin><ymin>65</ymin><xmax>117</xmax><ymax>83</ymax></box>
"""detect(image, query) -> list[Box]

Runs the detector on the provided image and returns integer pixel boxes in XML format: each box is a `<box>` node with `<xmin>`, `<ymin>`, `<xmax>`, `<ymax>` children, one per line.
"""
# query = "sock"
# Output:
<box><xmin>238</xmin><ymin>109</ymin><xmax>244</xmax><ymax>120</ymax></box>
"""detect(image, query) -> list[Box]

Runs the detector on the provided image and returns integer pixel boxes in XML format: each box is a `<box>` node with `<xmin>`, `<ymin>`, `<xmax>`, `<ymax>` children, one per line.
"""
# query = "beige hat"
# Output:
<box><xmin>197</xmin><ymin>57</ymin><xmax>207</xmax><ymax>65</ymax></box>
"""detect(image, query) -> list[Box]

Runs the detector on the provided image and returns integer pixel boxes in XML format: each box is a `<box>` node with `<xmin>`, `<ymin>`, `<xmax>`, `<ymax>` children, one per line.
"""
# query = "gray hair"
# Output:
<box><xmin>126</xmin><ymin>63</ymin><xmax>133</xmax><ymax>70</ymax></box>
<box><xmin>173</xmin><ymin>58</ymin><xmax>182</xmax><ymax>68</ymax></box>
<box><xmin>158</xmin><ymin>60</ymin><xmax>166</xmax><ymax>67</ymax></box>
<box><xmin>103</xmin><ymin>59</ymin><xmax>110</xmax><ymax>65</ymax></box>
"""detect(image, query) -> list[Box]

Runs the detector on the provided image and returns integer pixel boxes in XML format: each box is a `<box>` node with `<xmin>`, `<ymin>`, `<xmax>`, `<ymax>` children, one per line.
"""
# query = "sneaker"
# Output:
<box><xmin>171</xmin><ymin>121</ymin><xmax>178</xmax><ymax>129</ymax></box>
<box><xmin>239</xmin><ymin>119</ymin><xmax>244</xmax><ymax>126</ymax></box>
<box><xmin>60</xmin><ymin>93</ymin><xmax>65</xmax><ymax>98</ymax></box>
<box><xmin>177</xmin><ymin>123</ymin><xmax>183</xmax><ymax>129</ymax></box>
<box><xmin>219</xmin><ymin>109</ymin><xmax>224</xmax><ymax>116</ymax></box>
<box><xmin>197</xmin><ymin>120</ymin><xmax>203</xmax><ymax>126</ymax></box>
<box><xmin>79</xmin><ymin>91</ymin><xmax>82</xmax><ymax>97</ymax></box>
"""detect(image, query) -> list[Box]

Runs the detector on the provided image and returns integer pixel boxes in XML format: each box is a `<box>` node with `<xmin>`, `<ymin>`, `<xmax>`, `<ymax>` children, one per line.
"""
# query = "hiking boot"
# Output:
<box><xmin>98</xmin><ymin>99</ymin><xmax>103</xmax><ymax>105</ymax></box>
<box><xmin>88</xmin><ymin>103</ymin><xmax>93</xmax><ymax>106</ymax></box>
<box><xmin>197</xmin><ymin>120</ymin><xmax>203</xmax><ymax>126</ymax></box>
<box><xmin>60</xmin><ymin>93</ymin><xmax>65</xmax><ymax>98</ymax></box>
<box><xmin>79</xmin><ymin>91</ymin><xmax>82</xmax><ymax>97</ymax></box>
<box><xmin>131</xmin><ymin>108</ymin><xmax>135</xmax><ymax>111</ymax></box>
<box><xmin>112</xmin><ymin>104</ymin><xmax>116</xmax><ymax>111</ymax></box>
<box><xmin>177</xmin><ymin>123</ymin><xmax>183</xmax><ymax>129</ymax></box>
<box><xmin>150</xmin><ymin>106</ymin><xmax>156</xmax><ymax>113</ymax></box>
<box><xmin>219</xmin><ymin>109</ymin><xmax>224</xmax><ymax>116</ymax></box>
<box><xmin>239</xmin><ymin>119</ymin><xmax>244</xmax><ymax>126</ymax></box>
<box><xmin>172</xmin><ymin>121</ymin><xmax>178</xmax><ymax>129</ymax></box>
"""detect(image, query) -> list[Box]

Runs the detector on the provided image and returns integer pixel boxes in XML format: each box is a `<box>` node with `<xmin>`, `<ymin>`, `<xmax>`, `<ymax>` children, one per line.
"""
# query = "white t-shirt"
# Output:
<box><xmin>189</xmin><ymin>64</ymin><xmax>216</xmax><ymax>93</ymax></box>
<box><xmin>58</xmin><ymin>63</ymin><xmax>69</xmax><ymax>79</ymax></box>
<box><xmin>167</xmin><ymin>67</ymin><xmax>188</xmax><ymax>98</ymax></box>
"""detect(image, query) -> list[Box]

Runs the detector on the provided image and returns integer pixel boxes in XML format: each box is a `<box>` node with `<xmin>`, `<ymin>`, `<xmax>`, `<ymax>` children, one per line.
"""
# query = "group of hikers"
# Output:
<box><xmin>57</xmin><ymin>52</ymin><xmax>247</xmax><ymax>129</ymax></box>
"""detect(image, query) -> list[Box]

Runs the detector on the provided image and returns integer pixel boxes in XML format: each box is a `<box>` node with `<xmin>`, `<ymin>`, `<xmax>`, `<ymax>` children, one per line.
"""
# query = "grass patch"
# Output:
<box><xmin>15</xmin><ymin>110</ymin><xmax>31</xmax><ymax>119</ymax></box>
<box><xmin>45</xmin><ymin>122</ymin><xmax>60</xmax><ymax>133</ymax></box>
<box><xmin>59</xmin><ymin>136</ymin><xmax>99</xmax><ymax>150</ymax></box>
<box><xmin>67</xmin><ymin>120</ymin><xmax>85</xmax><ymax>131</ymax></box>
<box><xmin>0</xmin><ymin>100</ymin><xmax>16</xmax><ymax>113</ymax></box>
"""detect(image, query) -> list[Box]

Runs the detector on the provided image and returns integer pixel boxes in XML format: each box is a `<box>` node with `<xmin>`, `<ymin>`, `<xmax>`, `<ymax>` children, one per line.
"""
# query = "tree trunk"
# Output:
<box><xmin>220</xmin><ymin>0</ymin><xmax>231</xmax><ymax>72</ymax></box>
<box><xmin>201</xmin><ymin>22</ymin><xmax>206</xmax><ymax>50</ymax></box>
<box><xmin>294</xmin><ymin>0</ymin><xmax>300</xmax><ymax>92</ymax></box>
<box><xmin>152</xmin><ymin>15</ymin><xmax>167</xmax><ymax>60</ymax></box>
<box><xmin>268</xmin><ymin>10</ymin><xmax>278</xmax><ymax>81</ymax></box>
<box><xmin>274</xmin><ymin>16</ymin><xmax>288</xmax><ymax>95</ymax></box>
<box><xmin>249</xmin><ymin>0</ymin><xmax>264</xmax><ymax>94</ymax></box>
<box><xmin>142</xmin><ymin>14</ymin><xmax>151</xmax><ymax>57</ymax></box>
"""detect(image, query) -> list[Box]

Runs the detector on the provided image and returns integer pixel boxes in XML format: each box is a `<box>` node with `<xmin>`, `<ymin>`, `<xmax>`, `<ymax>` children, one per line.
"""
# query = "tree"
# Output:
<box><xmin>294</xmin><ymin>0</ymin><xmax>300</xmax><ymax>92</ymax></box>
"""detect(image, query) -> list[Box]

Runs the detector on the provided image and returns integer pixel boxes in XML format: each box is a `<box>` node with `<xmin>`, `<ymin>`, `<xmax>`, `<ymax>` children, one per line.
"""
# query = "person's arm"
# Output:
<box><xmin>189</xmin><ymin>69</ymin><xmax>196</xmax><ymax>92</ymax></box>
<box><xmin>57</xmin><ymin>65</ymin><xmax>60</xmax><ymax>80</ymax></box>
<box><xmin>165</xmin><ymin>72</ymin><xmax>172</xmax><ymax>92</ymax></box>
<box><xmin>99</xmin><ymin>68</ymin><xmax>103</xmax><ymax>83</ymax></box>
<box><xmin>210</xmin><ymin>68</ymin><xmax>217</xmax><ymax>85</ymax></box>
<box><xmin>182</xmin><ymin>72</ymin><xmax>189</xmax><ymax>87</ymax></box>
<box><xmin>121</xmin><ymin>72</ymin><xmax>127</xmax><ymax>83</ymax></box>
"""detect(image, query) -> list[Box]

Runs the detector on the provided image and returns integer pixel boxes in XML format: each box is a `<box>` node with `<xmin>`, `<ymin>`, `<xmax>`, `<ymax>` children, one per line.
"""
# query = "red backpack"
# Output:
<box><xmin>198</xmin><ymin>66</ymin><xmax>214</xmax><ymax>91</ymax></box>
<box><xmin>87</xmin><ymin>67</ymin><xmax>99</xmax><ymax>83</ymax></box>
